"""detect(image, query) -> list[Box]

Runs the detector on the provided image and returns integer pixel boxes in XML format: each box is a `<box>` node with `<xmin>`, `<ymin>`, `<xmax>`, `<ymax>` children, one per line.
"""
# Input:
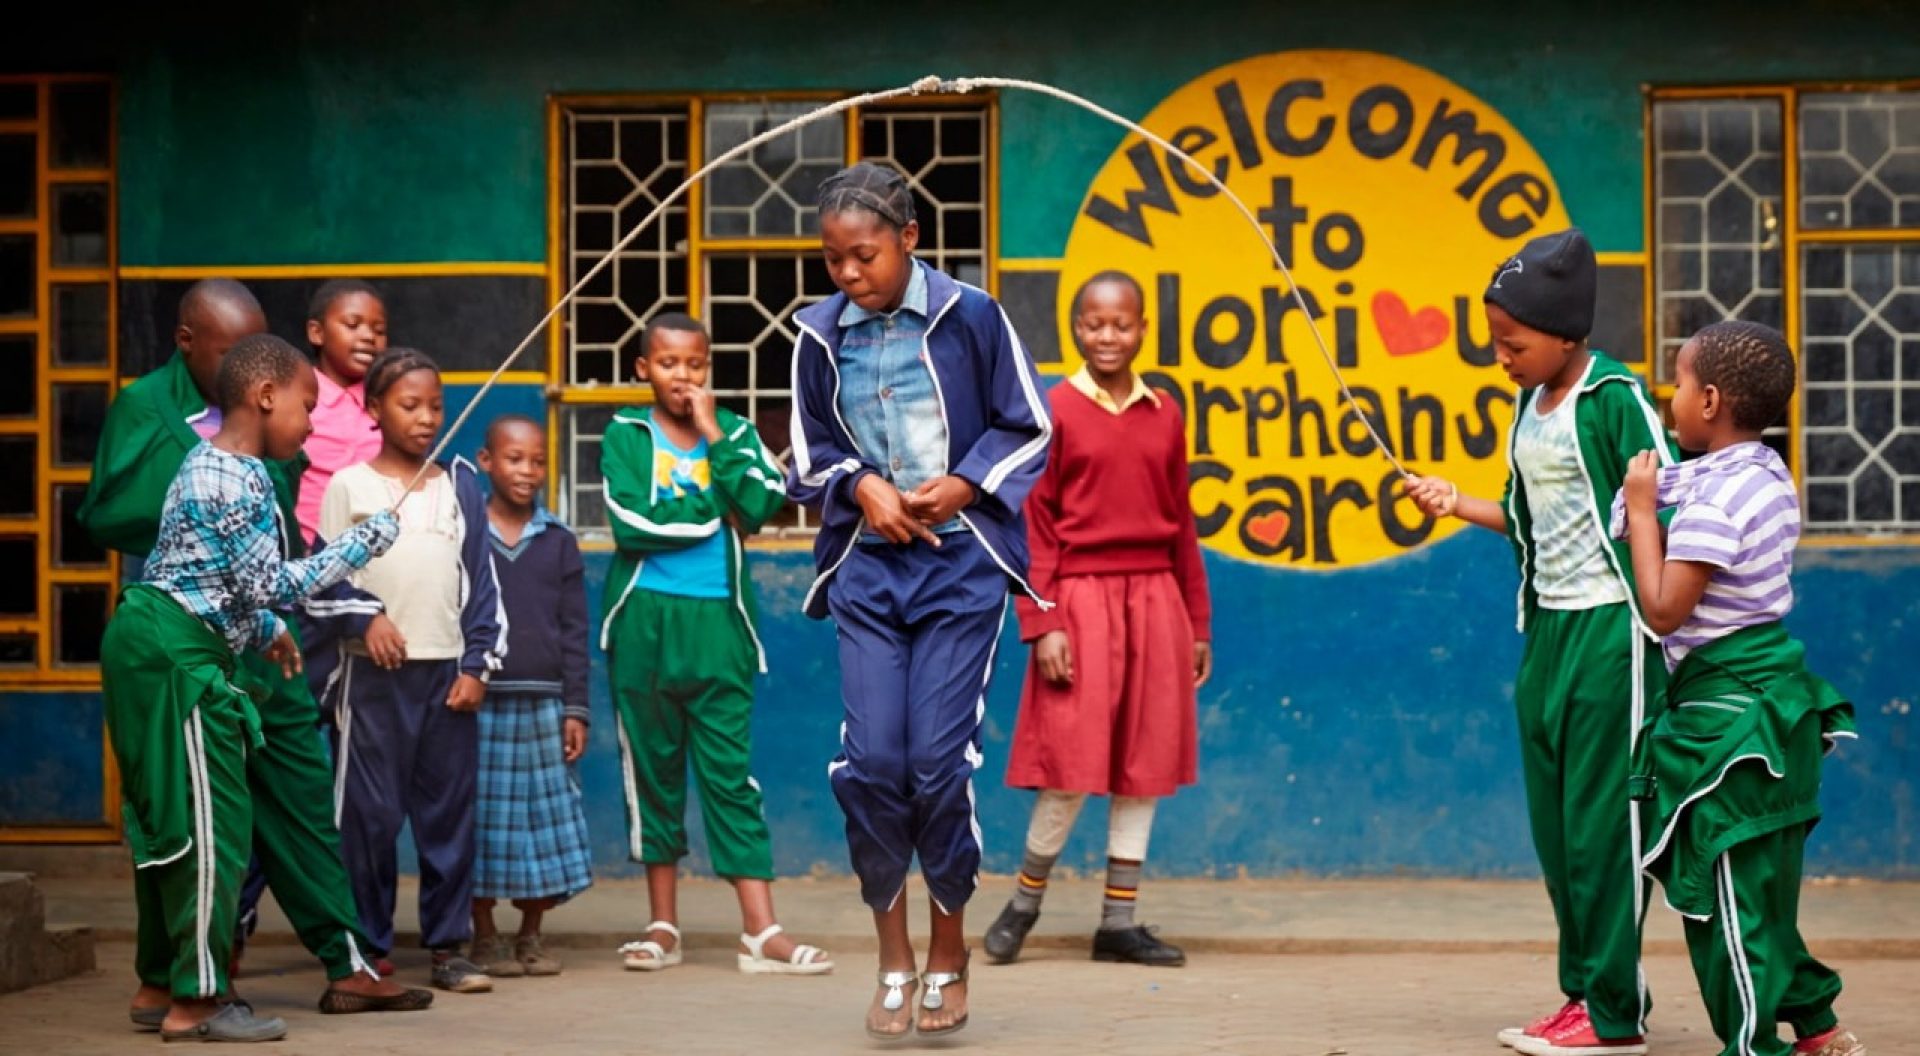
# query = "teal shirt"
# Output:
<box><xmin>635</xmin><ymin>432</ymin><xmax>729</xmax><ymax>599</ymax></box>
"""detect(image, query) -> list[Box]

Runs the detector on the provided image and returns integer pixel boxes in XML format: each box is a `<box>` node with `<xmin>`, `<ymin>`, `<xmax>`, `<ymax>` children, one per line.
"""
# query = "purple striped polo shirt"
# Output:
<box><xmin>1659</xmin><ymin>441</ymin><xmax>1800</xmax><ymax>670</ymax></box>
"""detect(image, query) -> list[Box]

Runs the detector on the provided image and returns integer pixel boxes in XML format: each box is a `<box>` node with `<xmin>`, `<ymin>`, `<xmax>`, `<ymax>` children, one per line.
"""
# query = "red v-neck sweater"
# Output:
<box><xmin>1014</xmin><ymin>380</ymin><xmax>1212</xmax><ymax>642</ymax></box>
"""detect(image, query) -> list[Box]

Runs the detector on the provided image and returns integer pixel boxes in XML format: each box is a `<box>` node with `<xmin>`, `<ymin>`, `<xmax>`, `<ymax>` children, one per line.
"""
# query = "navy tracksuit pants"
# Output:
<box><xmin>827</xmin><ymin>533</ymin><xmax>1009</xmax><ymax>913</ymax></box>
<box><xmin>332</xmin><ymin>655</ymin><xmax>477</xmax><ymax>953</ymax></box>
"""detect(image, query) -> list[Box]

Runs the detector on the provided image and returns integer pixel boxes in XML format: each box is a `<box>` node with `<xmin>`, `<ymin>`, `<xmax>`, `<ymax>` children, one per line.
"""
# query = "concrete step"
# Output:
<box><xmin>0</xmin><ymin>873</ymin><xmax>96</xmax><ymax>993</ymax></box>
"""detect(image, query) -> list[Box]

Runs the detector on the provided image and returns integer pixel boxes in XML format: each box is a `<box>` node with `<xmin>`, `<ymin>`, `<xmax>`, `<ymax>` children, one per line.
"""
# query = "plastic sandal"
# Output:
<box><xmin>866</xmin><ymin>970</ymin><xmax>918</xmax><ymax>1041</ymax></box>
<box><xmin>917</xmin><ymin>950</ymin><xmax>970</xmax><ymax>1037</ymax></box>
<box><xmin>130</xmin><ymin>1006</ymin><xmax>166</xmax><ymax>1031</ymax></box>
<box><xmin>618</xmin><ymin>920</ymin><xmax>683</xmax><ymax>971</ymax></box>
<box><xmin>736</xmin><ymin>923</ymin><xmax>833</xmax><ymax>975</ymax></box>
<box><xmin>157</xmin><ymin>1003</ymin><xmax>288</xmax><ymax>1043</ymax></box>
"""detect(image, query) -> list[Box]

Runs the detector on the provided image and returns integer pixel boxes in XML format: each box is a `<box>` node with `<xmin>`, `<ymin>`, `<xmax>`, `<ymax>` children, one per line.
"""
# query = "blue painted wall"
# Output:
<box><xmin>0</xmin><ymin>692</ymin><xmax>106</xmax><ymax>827</ymax></box>
<box><xmin>3</xmin><ymin>0</ymin><xmax>1918</xmax><ymax>877</ymax></box>
<box><xmin>558</xmin><ymin>539</ymin><xmax>1919</xmax><ymax>880</ymax></box>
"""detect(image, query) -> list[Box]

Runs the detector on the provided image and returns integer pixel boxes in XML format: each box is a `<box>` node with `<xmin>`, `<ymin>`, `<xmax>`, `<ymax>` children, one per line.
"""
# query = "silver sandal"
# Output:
<box><xmin>866</xmin><ymin>970</ymin><xmax>918</xmax><ymax>1041</ymax></box>
<box><xmin>917</xmin><ymin>951</ymin><xmax>970</xmax><ymax>1037</ymax></box>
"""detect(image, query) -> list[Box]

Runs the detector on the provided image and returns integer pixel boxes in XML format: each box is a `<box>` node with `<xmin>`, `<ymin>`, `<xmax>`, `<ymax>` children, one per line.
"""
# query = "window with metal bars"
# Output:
<box><xmin>553</xmin><ymin>95</ymin><xmax>993</xmax><ymax>539</ymax></box>
<box><xmin>0</xmin><ymin>75</ymin><xmax>116</xmax><ymax>683</ymax></box>
<box><xmin>1649</xmin><ymin>86</ymin><xmax>1920</xmax><ymax>536</ymax></box>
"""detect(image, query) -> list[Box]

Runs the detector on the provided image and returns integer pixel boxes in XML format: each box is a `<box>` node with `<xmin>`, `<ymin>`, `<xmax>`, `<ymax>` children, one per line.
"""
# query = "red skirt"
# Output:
<box><xmin>1005</xmin><ymin>571</ymin><xmax>1198</xmax><ymax>797</ymax></box>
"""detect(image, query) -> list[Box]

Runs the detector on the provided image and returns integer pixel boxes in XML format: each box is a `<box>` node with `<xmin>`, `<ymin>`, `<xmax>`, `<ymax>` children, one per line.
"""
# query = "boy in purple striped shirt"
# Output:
<box><xmin>1619</xmin><ymin>321</ymin><xmax>1863</xmax><ymax>1056</ymax></box>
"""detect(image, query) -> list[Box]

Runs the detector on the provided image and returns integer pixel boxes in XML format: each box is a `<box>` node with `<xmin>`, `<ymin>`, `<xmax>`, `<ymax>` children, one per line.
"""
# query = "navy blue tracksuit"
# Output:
<box><xmin>789</xmin><ymin>265</ymin><xmax>1052</xmax><ymax>912</ymax></box>
<box><xmin>318</xmin><ymin>457</ymin><xmax>505</xmax><ymax>953</ymax></box>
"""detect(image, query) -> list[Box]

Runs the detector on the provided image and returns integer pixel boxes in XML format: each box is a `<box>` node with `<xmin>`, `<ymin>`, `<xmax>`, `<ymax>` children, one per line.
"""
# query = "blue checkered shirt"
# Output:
<box><xmin>144</xmin><ymin>443</ymin><xmax>398</xmax><ymax>654</ymax></box>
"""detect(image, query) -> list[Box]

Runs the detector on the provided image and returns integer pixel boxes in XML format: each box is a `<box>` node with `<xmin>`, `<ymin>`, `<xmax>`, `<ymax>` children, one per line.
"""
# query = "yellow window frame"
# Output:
<box><xmin>1643</xmin><ymin>80</ymin><xmax>1920</xmax><ymax>547</ymax></box>
<box><xmin>543</xmin><ymin>89</ymin><xmax>1002</xmax><ymax>551</ymax></box>
<box><xmin>0</xmin><ymin>73</ymin><xmax>121</xmax><ymax>843</ymax></box>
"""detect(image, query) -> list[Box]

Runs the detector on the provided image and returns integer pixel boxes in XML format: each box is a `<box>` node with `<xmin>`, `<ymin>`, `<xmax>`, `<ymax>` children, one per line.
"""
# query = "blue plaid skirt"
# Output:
<box><xmin>474</xmin><ymin>692</ymin><xmax>594</xmax><ymax>901</ymax></box>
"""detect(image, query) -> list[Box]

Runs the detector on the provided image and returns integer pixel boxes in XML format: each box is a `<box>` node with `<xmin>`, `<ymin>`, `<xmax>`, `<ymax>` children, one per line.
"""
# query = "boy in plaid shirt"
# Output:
<box><xmin>102</xmin><ymin>335</ymin><xmax>407</xmax><ymax>1043</ymax></box>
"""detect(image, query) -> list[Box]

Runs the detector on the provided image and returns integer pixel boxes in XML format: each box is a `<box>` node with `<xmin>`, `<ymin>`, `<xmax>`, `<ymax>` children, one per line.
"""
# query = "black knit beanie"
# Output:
<box><xmin>1482</xmin><ymin>227</ymin><xmax>1597</xmax><ymax>341</ymax></box>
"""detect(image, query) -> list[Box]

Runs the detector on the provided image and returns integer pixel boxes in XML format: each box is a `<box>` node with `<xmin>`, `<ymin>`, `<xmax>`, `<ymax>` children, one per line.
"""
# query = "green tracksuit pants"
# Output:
<box><xmin>1515</xmin><ymin>602</ymin><xmax>1664</xmax><ymax>1039</ymax></box>
<box><xmin>104</xmin><ymin>587</ymin><xmax>253</xmax><ymax>1000</ymax></box>
<box><xmin>235</xmin><ymin>645</ymin><xmax>380</xmax><ymax>979</ymax></box>
<box><xmin>1683</xmin><ymin>826</ymin><xmax>1843</xmax><ymax>1056</ymax></box>
<box><xmin>607</xmin><ymin>589</ymin><xmax>773</xmax><ymax>880</ymax></box>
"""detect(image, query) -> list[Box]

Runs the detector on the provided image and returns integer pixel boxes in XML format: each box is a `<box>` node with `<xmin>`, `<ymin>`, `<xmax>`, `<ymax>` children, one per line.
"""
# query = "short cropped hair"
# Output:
<box><xmin>216</xmin><ymin>333</ymin><xmax>307</xmax><ymax>412</ymax></box>
<box><xmin>1690</xmin><ymin>320</ymin><xmax>1796</xmax><ymax>431</ymax></box>
<box><xmin>307</xmin><ymin>278</ymin><xmax>385</xmax><ymax>324</ymax></box>
<box><xmin>641</xmin><ymin>312</ymin><xmax>707</xmax><ymax>357</ymax></box>
<box><xmin>484</xmin><ymin>413</ymin><xmax>544</xmax><ymax>449</ymax></box>
<box><xmin>1070</xmin><ymin>270</ymin><xmax>1146</xmax><ymax>318</ymax></box>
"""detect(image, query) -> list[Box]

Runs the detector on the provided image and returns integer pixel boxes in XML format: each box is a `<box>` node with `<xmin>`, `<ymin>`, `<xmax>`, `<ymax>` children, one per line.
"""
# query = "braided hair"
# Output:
<box><xmin>1688</xmin><ymin>321</ymin><xmax>1796</xmax><ymax>431</ymax></box>
<box><xmin>816</xmin><ymin>161</ymin><xmax>917</xmax><ymax>231</ymax></box>
<box><xmin>364</xmin><ymin>347</ymin><xmax>440</xmax><ymax>403</ymax></box>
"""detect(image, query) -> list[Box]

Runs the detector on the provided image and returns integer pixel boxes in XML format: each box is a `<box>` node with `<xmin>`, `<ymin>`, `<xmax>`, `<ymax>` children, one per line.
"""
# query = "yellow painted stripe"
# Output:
<box><xmin>1800</xmin><ymin>228</ymin><xmax>1920</xmax><ymax>244</ymax></box>
<box><xmin>1799</xmin><ymin>533</ymin><xmax>1920</xmax><ymax>548</ymax></box>
<box><xmin>441</xmin><ymin>371</ymin><xmax>548</xmax><ymax>386</ymax></box>
<box><xmin>998</xmin><ymin>257</ymin><xmax>1064</xmax><ymax>273</ymax></box>
<box><xmin>118</xmin><ymin>261</ymin><xmax>547</xmax><ymax>280</ymax></box>
<box><xmin>1595</xmin><ymin>251</ymin><xmax>1647</xmax><ymax>267</ymax></box>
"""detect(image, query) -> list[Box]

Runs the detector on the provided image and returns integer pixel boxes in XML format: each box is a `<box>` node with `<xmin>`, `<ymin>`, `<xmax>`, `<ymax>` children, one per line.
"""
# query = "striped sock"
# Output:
<box><xmin>1100</xmin><ymin>858</ymin><xmax>1142</xmax><ymax>931</ymax></box>
<box><xmin>1010</xmin><ymin>849</ymin><xmax>1058</xmax><ymax>913</ymax></box>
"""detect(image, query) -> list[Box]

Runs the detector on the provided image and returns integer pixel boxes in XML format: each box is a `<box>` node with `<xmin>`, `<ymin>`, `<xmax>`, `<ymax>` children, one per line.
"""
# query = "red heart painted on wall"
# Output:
<box><xmin>1245</xmin><ymin>509</ymin><xmax>1291</xmax><ymax>548</ymax></box>
<box><xmin>1371</xmin><ymin>291</ymin><xmax>1450</xmax><ymax>356</ymax></box>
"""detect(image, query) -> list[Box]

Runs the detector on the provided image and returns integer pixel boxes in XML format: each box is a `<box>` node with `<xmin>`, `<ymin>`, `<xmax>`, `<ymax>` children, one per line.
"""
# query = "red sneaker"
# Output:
<box><xmin>1514</xmin><ymin>1005</ymin><xmax>1648</xmax><ymax>1056</ymax></box>
<box><xmin>1794</xmin><ymin>1027</ymin><xmax>1866</xmax><ymax>1056</ymax></box>
<box><xmin>1497</xmin><ymin>1000</ymin><xmax>1582</xmax><ymax>1048</ymax></box>
<box><xmin>375</xmin><ymin>957</ymin><xmax>396</xmax><ymax>978</ymax></box>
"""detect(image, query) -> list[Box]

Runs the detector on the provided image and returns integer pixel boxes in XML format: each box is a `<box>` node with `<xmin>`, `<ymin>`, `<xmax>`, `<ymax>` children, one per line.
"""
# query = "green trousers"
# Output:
<box><xmin>1684</xmin><ymin>827</ymin><xmax>1842</xmax><ymax>1056</ymax></box>
<box><xmin>105</xmin><ymin>587</ymin><xmax>253</xmax><ymax>999</ymax></box>
<box><xmin>607</xmin><ymin>590</ymin><xmax>773</xmax><ymax>880</ymax></box>
<box><xmin>1515</xmin><ymin>603</ymin><xmax>1664</xmax><ymax>1039</ymax></box>
<box><xmin>234</xmin><ymin>646</ymin><xmax>379</xmax><ymax>980</ymax></box>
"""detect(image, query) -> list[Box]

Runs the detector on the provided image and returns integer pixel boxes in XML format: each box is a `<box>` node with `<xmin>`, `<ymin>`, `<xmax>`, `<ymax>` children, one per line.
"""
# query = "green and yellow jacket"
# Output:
<box><xmin>597</xmin><ymin>405</ymin><xmax>789</xmax><ymax>672</ymax></box>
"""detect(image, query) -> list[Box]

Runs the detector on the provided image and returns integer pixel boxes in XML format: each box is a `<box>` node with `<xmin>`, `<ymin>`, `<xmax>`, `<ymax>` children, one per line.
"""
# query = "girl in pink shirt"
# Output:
<box><xmin>298</xmin><ymin>280</ymin><xmax>389</xmax><ymax>546</ymax></box>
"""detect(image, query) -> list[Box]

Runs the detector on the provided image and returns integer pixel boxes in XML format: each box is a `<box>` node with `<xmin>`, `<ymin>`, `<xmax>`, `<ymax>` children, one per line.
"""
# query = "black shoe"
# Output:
<box><xmin>1091</xmin><ymin>924</ymin><xmax>1186</xmax><ymax>967</ymax></box>
<box><xmin>983</xmin><ymin>901</ymin><xmax>1039</xmax><ymax>964</ymax></box>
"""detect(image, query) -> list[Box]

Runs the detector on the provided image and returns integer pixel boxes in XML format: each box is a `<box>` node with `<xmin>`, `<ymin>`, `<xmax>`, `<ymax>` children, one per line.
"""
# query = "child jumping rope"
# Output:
<box><xmin>321</xmin><ymin>348</ymin><xmax>507</xmax><ymax>994</ymax></box>
<box><xmin>788</xmin><ymin>162</ymin><xmax>1052</xmax><ymax>1040</ymax></box>
<box><xmin>986</xmin><ymin>270</ymin><xmax>1212</xmax><ymax>969</ymax></box>
<box><xmin>1408</xmin><ymin>228</ymin><xmax>1673</xmax><ymax>1056</ymax></box>
<box><xmin>469</xmin><ymin>414</ymin><xmax>595</xmax><ymax>978</ymax></box>
<box><xmin>1614</xmin><ymin>321</ymin><xmax>1864</xmax><ymax>1056</ymax></box>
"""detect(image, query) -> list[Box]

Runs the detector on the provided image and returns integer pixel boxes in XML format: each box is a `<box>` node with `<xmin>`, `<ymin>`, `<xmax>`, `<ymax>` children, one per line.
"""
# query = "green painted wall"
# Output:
<box><xmin>28</xmin><ymin>0</ymin><xmax>1913</xmax><ymax>266</ymax></box>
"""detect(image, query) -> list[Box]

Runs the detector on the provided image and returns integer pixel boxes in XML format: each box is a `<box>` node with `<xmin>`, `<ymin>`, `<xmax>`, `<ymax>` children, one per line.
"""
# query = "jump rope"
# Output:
<box><xmin>394</xmin><ymin>75</ymin><xmax>1411</xmax><ymax>509</ymax></box>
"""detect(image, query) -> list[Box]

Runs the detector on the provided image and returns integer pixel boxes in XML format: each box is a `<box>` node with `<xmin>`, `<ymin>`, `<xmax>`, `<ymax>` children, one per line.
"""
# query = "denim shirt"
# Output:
<box><xmin>834</xmin><ymin>260</ymin><xmax>963</xmax><ymax>536</ymax></box>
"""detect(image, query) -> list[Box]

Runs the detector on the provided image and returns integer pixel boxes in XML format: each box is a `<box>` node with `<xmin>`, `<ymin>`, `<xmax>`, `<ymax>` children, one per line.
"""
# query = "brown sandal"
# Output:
<box><xmin>317</xmin><ymin>985</ymin><xmax>435</xmax><ymax>1014</ymax></box>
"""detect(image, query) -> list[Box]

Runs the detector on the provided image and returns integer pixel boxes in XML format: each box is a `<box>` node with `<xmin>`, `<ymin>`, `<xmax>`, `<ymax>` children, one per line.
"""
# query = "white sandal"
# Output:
<box><xmin>618</xmin><ymin>921</ymin><xmax>682</xmax><ymax>971</ymax></box>
<box><xmin>736</xmin><ymin>923</ymin><xmax>833</xmax><ymax>975</ymax></box>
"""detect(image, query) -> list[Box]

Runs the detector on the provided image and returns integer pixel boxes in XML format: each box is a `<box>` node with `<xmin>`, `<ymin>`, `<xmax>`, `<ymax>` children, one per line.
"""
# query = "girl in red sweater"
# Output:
<box><xmin>987</xmin><ymin>271</ymin><xmax>1213</xmax><ymax>968</ymax></box>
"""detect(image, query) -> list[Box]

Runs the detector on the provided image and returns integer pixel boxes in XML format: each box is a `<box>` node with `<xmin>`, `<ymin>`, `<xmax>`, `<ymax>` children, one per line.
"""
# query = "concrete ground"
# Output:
<box><xmin>6</xmin><ymin>873</ymin><xmax>1916</xmax><ymax>1054</ymax></box>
